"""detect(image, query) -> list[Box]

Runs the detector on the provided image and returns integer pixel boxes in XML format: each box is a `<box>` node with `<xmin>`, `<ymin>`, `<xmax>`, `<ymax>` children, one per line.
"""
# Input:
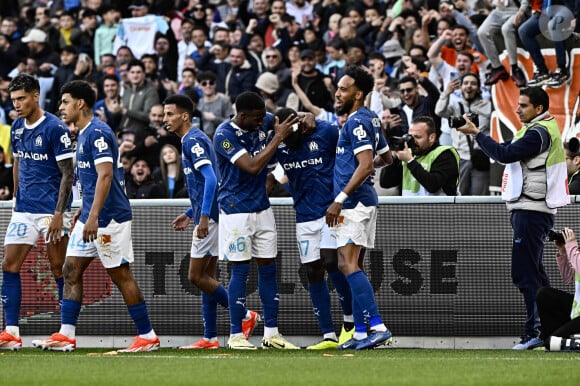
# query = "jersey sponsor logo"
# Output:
<box><xmin>16</xmin><ymin>150</ymin><xmax>48</xmax><ymax>160</ymax></box>
<box><xmin>251</xmin><ymin>143</ymin><xmax>266</xmax><ymax>156</ymax></box>
<box><xmin>190</xmin><ymin>143</ymin><xmax>205</xmax><ymax>157</ymax></box>
<box><xmin>14</xmin><ymin>128</ymin><xmax>24</xmax><ymax>135</ymax></box>
<box><xmin>93</xmin><ymin>137</ymin><xmax>108</xmax><ymax>152</ymax></box>
<box><xmin>77</xmin><ymin>160</ymin><xmax>91</xmax><ymax>169</ymax></box>
<box><xmin>34</xmin><ymin>135</ymin><xmax>43</xmax><ymax>147</ymax></box>
<box><xmin>60</xmin><ymin>134</ymin><xmax>72</xmax><ymax>148</ymax></box>
<box><xmin>221</xmin><ymin>139</ymin><xmax>234</xmax><ymax>154</ymax></box>
<box><xmin>353</xmin><ymin>125</ymin><xmax>367</xmax><ymax>141</ymax></box>
<box><xmin>183</xmin><ymin>166</ymin><xmax>193</xmax><ymax>175</ymax></box>
<box><xmin>282</xmin><ymin>157</ymin><xmax>323</xmax><ymax>170</ymax></box>
<box><xmin>336</xmin><ymin>146</ymin><xmax>345</xmax><ymax>154</ymax></box>
<box><xmin>308</xmin><ymin>141</ymin><xmax>318</xmax><ymax>152</ymax></box>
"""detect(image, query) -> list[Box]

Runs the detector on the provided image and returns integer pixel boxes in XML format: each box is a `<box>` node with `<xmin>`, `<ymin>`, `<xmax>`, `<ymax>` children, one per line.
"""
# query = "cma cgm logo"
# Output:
<box><xmin>16</xmin><ymin>150</ymin><xmax>48</xmax><ymax>161</ymax></box>
<box><xmin>77</xmin><ymin>160</ymin><xmax>91</xmax><ymax>169</ymax></box>
<box><xmin>183</xmin><ymin>167</ymin><xmax>193</xmax><ymax>175</ymax></box>
<box><xmin>282</xmin><ymin>157</ymin><xmax>323</xmax><ymax>170</ymax></box>
<box><xmin>251</xmin><ymin>143</ymin><xmax>266</xmax><ymax>157</ymax></box>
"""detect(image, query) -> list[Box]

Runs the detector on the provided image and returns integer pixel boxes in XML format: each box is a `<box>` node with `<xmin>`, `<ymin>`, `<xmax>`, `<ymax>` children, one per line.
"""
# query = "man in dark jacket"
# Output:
<box><xmin>125</xmin><ymin>158</ymin><xmax>165</xmax><ymax>199</ymax></box>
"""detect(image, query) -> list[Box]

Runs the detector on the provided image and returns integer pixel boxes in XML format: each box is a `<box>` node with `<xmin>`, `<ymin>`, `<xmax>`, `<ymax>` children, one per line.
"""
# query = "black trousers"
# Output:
<box><xmin>537</xmin><ymin>286</ymin><xmax>580</xmax><ymax>342</ymax></box>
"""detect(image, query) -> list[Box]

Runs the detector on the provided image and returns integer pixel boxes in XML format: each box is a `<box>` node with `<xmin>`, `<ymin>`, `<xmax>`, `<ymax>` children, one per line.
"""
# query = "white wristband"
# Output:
<box><xmin>334</xmin><ymin>191</ymin><xmax>348</xmax><ymax>204</ymax></box>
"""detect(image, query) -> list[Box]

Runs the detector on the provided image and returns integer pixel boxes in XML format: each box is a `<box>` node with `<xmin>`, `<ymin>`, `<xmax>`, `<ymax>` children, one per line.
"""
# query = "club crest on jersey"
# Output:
<box><xmin>221</xmin><ymin>139</ymin><xmax>234</xmax><ymax>154</ymax></box>
<box><xmin>60</xmin><ymin>134</ymin><xmax>71</xmax><ymax>148</ymax></box>
<box><xmin>191</xmin><ymin>143</ymin><xmax>205</xmax><ymax>157</ymax></box>
<box><xmin>353</xmin><ymin>125</ymin><xmax>367</xmax><ymax>141</ymax></box>
<box><xmin>308</xmin><ymin>141</ymin><xmax>318</xmax><ymax>152</ymax></box>
<box><xmin>258</xmin><ymin>131</ymin><xmax>266</xmax><ymax>141</ymax></box>
<box><xmin>34</xmin><ymin>135</ymin><xmax>43</xmax><ymax>147</ymax></box>
<box><xmin>79</xmin><ymin>144</ymin><xmax>84</xmax><ymax>154</ymax></box>
<box><xmin>93</xmin><ymin>137</ymin><xmax>108</xmax><ymax>152</ymax></box>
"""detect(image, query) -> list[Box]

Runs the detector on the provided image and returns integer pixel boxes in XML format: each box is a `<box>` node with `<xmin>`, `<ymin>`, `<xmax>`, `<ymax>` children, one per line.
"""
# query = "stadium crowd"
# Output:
<box><xmin>0</xmin><ymin>0</ymin><xmax>578</xmax><ymax>199</ymax></box>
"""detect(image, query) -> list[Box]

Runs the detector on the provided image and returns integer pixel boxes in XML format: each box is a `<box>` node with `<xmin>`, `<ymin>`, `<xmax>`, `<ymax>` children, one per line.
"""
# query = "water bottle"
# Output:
<box><xmin>549</xmin><ymin>336</ymin><xmax>580</xmax><ymax>351</ymax></box>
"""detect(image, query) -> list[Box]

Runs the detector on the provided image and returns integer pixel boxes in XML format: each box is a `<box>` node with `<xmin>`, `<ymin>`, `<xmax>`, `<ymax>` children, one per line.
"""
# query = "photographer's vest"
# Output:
<box><xmin>402</xmin><ymin>146</ymin><xmax>459</xmax><ymax>196</ymax></box>
<box><xmin>501</xmin><ymin>116</ymin><xmax>569</xmax><ymax>213</ymax></box>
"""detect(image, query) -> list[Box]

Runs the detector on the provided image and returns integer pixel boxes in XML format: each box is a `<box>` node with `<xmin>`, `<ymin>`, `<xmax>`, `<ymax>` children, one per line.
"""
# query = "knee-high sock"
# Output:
<box><xmin>2</xmin><ymin>272</ymin><xmax>21</xmax><ymax>327</ymax></box>
<box><xmin>210</xmin><ymin>284</ymin><xmax>229</xmax><ymax>309</ymax></box>
<box><xmin>258</xmin><ymin>263</ymin><xmax>279</xmax><ymax>328</ymax></box>
<box><xmin>328</xmin><ymin>269</ymin><xmax>352</xmax><ymax>317</ymax></box>
<box><xmin>127</xmin><ymin>301</ymin><xmax>154</xmax><ymax>335</ymax></box>
<box><xmin>61</xmin><ymin>299</ymin><xmax>82</xmax><ymax>326</ymax></box>
<box><xmin>202</xmin><ymin>292</ymin><xmax>218</xmax><ymax>339</ymax></box>
<box><xmin>347</xmin><ymin>270</ymin><xmax>383</xmax><ymax>330</ymax></box>
<box><xmin>308</xmin><ymin>281</ymin><xmax>334</xmax><ymax>335</ymax></box>
<box><xmin>228</xmin><ymin>264</ymin><xmax>249</xmax><ymax>334</ymax></box>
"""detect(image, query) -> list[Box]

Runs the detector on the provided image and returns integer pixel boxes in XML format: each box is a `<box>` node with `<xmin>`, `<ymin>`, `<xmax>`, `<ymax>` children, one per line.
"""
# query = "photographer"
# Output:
<box><xmin>435</xmin><ymin>72</ymin><xmax>492</xmax><ymax>195</ymax></box>
<box><xmin>537</xmin><ymin>228</ymin><xmax>580</xmax><ymax>350</ymax></box>
<box><xmin>457</xmin><ymin>87</ymin><xmax>569</xmax><ymax>350</ymax></box>
<box><xmin>381</xmin><ymin>116</ymin><xmax>459</xmax><ymax>196</ymax></box>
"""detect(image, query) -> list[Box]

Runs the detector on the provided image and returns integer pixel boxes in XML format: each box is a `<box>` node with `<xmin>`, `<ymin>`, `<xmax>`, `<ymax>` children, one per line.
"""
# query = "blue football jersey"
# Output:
<box><xmin>181</xmin><ymin>126</ymin><xmax>220</xmax><ymax>223</ymax></box>
<box><xmin>11</xmin><ymin>112</ymin><xmax>73</xmax><ymax>214</ymax></box>
<box><xmin>213</xmin><ymin>113</ymin><xmax>276</xmax><ymax>214</ymax></box>
<box><xmin>76</xmin><ymin>118</ymin><xmax>131</xmax><ymax>226</ymax></box>
<box><xmin>276</xmin><ymin>120</ymin><xmax>339</xmax><ymax>222</ymax></box>
<box><xmin>334</xmin><ymin>107</ymin><xmax>388</xmax><ymax>209</ymax></box>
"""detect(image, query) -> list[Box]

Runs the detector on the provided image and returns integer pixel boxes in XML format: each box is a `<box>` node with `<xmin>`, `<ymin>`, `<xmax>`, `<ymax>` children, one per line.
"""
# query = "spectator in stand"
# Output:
<box><xmin>565</xmin><ymin>138</ymin><xmax>580</xmax><ymax>195</ymax></box>
<box><xmin>34</xmin><ymin>5</ymin><xmax>60</xmax><ymax>50</ymax></box>
<box><xmin>222</xmin><ymin>46</ymin><xmax>257</xmax><ymax>103</ymax></box>
<box><xmin>197</xmin><ymin>71</ymin><xmax>234</xmax><ymax>139</ymax></box>
<box><xmin>72</xmin><ymin>8</ymin><xmax>99</xmax><ymax>58</ymax></box>
<box><xmin>435</xmin><ymin>72</ymin><xmax>492</xmax><ymax>195</ymax></box>
<box><xmin>125</xmin><ymin>158</ymin><xmax>165</xmax><ymax>199</ymax></box>
<box><xmin>263</xmin><ymin>46</ymin><xmax>292</xmax><ymax>89</ymax></box>
<box><xmin>21</xmin><ymin>28</ymin><xmax>60</xmax><ymax>73</ymax></box>
<box><xmin>94</xmin><ymin>74</ymin><xmax>123</xmax><ymax>133</ymax></box>
<box><xmin>177</xmin><ymin>18</ymin><xmax>196</xmax><ymax>82</ymax></box>
<box><xmin>120</xmin><ymin>59</ymin><xmax>160</xmax><ymax>134</ymax></box>
<box><xmin>189</xmin><ymin>25</ymin><xmax>211</xmax><ymax>67</ymax></box>
<box><xmin>255</xmin><ymin>72</ymin><xmax>299</xmax><ymax>113</ymax></box>
<box><xmin>153</xmin><ymin>144</ymin><xmax>187</xmax><ymax>199</ymax></box>
<box><xmin>48</xmin><ymin>45</ymin><xmax>78</xmax><ymax>114</ymax></box>
<box><xmin>384</xmin><ymin>75</ymin><xmax>441</xmax><ymax>138</ymax></box>
<box><xmin>57</xmin><ymin>11</ymin><xmax>81</xmax><ymax>52</ymax></box>
<box><xmin>0</xmin><ymin>145</ymin><xmax>13</xmax><ymax>200</ymax></box>
<box><xmin>477</xmin><ymin>0</ymin><xmax>527</xmax><ymax>88</ymax></box>
<box><xmin>94</xmin><ymin>6</ymin><xmax>120</xmax><ymax>66</ymax></box>
<box><xmin>518</xmin><ymin>1</ymin><xmax>569</xmax><ymax>88</ymax></box>
<box><xmin>0</xmin><ymin>33</ymin><xmax>20</xmax><ymax>79</ymax></box>
<box><xmin>296</xmin><ymin>49</ymin><xmax>334</xmax><ymax>113</ymax></box>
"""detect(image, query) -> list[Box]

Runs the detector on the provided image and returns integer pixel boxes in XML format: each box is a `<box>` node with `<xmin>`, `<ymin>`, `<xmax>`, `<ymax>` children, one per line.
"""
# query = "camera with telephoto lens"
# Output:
<box><xmin>448</xmin><ymin>112</ymin><xmax>479</xmax><ymax>128</ymax></box>
<box><xmin>547</xmin><ymin>229</ymin><xmax>565</xmax><ymax>243</ymax></box>
<box><xmin>389</xmin><ymin>134</ymin><xmax>415</xmax><ymax>151</ymax></box>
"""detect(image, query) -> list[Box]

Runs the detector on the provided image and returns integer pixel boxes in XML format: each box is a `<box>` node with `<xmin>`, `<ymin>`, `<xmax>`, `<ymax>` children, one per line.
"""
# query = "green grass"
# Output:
<box><xmin>2</xmin><ymin>348</ymin><xmax>579</xmax><ymax>385</ymax></box>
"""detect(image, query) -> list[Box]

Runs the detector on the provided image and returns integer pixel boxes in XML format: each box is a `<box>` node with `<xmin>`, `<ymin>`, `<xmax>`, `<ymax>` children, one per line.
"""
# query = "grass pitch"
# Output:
<box><xmin>2</xmin><ymin>348</ymin><xmax>579</xmax><ymax>385</ymax></box>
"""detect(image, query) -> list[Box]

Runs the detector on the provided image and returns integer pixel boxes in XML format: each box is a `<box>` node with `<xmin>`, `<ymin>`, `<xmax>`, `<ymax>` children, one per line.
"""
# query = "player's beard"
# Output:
<box><xmin>335</xmin><ymin>98</ymin><xmax>354</xmax><ymax>116</ymax></box>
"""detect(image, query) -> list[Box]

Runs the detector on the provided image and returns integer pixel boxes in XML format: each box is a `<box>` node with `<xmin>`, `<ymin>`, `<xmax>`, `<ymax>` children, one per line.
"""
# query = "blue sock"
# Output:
<box><xmin>352</xmin><ymin>295</ymin><xmax>366</xmax><ymax>334</ymax></box>
<box><xmin>202</xmin><ymin>293</ymin><xmax>217</xmax><ymax>339</ymax></box>
<box><xmin>347</xmin><ymin>270</ymin><xmax>383</xmax><ymax>330</ymax></box>
<box><xmin>61</xmin><ymin>299</ymin><xmax>82</xmax><ymax>326</ymax></box>
<box><xmin>211</xmin><ymin>284</ymin><xmax>229</xmax><ymax>309</ymax></box>
<box><xmin>308</xmin><ymin>281</ymin><xmax>334</xmax><ymax>335</ymax></box>
<box><xmin>2</xmin><ymin>272</ymin><xmax>21</xmax><ymax>326</ymax></box>
<box><xmin>258</xmin><ymin>263</ymin><xmax>279</xmax><ymax>328</ymax></box>
<box><xmin>56</xmin><ymin>277</ymin><xmax>64</xmax><ymax>302</ymax></box>
<box><xmin>228</xmin><ymin>263</ymin><xmax>249</xmax><ymax>334</ymax></box>
<box><xmin>127</xmin><ymin>302</ymin><xmax>153</xmax><ymax>335</ymax></box>
<box><xmin>328</xmin><ymin>270</ymin><xmax>352</xmax><ymax>316</ymax></box>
